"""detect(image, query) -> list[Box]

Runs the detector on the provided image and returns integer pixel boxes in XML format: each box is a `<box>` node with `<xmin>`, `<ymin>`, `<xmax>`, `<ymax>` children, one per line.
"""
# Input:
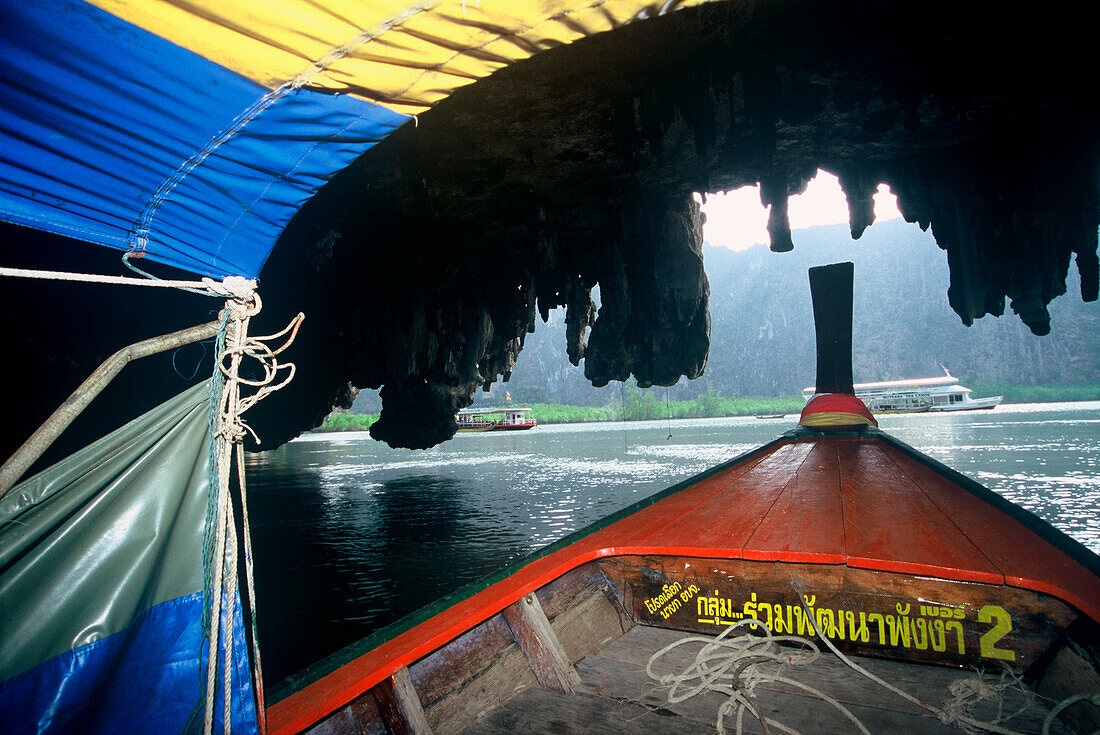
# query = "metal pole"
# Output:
<box><xmin>0</xmin><ymin>318</ymin><xmax>221</xmax><ymax>498</ymax></box>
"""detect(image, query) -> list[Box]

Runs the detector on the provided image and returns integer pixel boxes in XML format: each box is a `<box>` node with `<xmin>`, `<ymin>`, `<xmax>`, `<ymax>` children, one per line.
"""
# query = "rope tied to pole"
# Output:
<box><xmin>197</xmin><ymin>280</ymin><xmax>304</xmax><ymax>735</ymax></box>
<box><xmin>1</xmin><ymin>261</ymin><xmax>301</xmax><ymax>733</ymax></box>
<box><xmin>211</xmin><ymin>284</ymin><xmax>303</xmax><ymax>446</ymax></box>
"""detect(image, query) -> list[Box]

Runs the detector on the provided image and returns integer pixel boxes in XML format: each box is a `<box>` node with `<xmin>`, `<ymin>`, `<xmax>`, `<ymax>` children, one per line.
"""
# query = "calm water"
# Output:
<box><xmin>245</xmin><ymin>402</ymin><xmax>1100</xmax><ymax>685</ymax></box>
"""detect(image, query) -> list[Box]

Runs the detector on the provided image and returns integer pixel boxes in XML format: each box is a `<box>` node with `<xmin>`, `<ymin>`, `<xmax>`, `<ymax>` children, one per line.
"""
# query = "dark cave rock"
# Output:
<box><xmin>837</xmin><ymin>169</ymin><xmax>879</xmax><ymax>240</ymax></box>
<box><xmin>760</xmin><ymin>175</ymin><xmax>795</xmax><ymax>253</ymax></box>
<box><xmin>881</xmin><ymin>137</ymin><xmax>1100</xmax><ymax>336</ymax></box>
<box><xmin>369</xmin><ymin>379</ymin><xmax>475</xmax><ymax>450</ymax></box>
<box><xmin>213</xmin><ymin>1</ymin><xmax>1100</xmax><ymax>450</ymax></box>
<box><xmin>562</xmin><ymin>276</ymin><xmax>596</xmax><ymax>367</ymax></box>
<box><xmin>584</xmin><ymin>194</ymin><xmax>710</xmax><ymax>388</ymax></box>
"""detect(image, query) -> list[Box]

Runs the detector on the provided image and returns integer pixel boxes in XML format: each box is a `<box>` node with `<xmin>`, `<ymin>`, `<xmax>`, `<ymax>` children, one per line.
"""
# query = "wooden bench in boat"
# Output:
<box><xmin>266</xmin><ymin>432</ymin><xmax>1100</xmax><ymax>735</ymax></box>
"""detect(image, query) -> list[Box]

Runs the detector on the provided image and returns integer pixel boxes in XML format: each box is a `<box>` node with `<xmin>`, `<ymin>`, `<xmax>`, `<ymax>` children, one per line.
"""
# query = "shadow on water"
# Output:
<box><xmin>249</xmin><ymin>469</ymin><xmax>529</xmax><ymax>684</ymax></box>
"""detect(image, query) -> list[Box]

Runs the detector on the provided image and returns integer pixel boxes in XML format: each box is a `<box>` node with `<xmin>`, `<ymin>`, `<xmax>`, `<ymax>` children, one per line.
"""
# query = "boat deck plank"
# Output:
<box><xmin>886</xmin><ymin>445</ymin><xmax>1100</xmax><ymax>622</ymax></box>
<box><xmin>743</xmin><ymin>441</ymin><xmax>847</xmax><ymax>563</ymax></box>
<box><xmin>459</xmin><ymin>625</ymin><xmax>1070</xmax><ymax>735</ymax></box>
<box><xmin>597</xmin><ymin>447</ymin><xmax>776</xmax><ymax>546</ymax></box>
<box><xmin>838</xmin><ymin>440</ymin><xmax>1004</xmax><ymax>583</ymax></box>
<box><xmin>458</xmin><ymin>687</ymin><xmax>704</xmax><ymax>735</ymax></box>
<box><xmin>643</xmin><ymin>442</ymin><xmax>814</xmax><ymax>552</ymax></box>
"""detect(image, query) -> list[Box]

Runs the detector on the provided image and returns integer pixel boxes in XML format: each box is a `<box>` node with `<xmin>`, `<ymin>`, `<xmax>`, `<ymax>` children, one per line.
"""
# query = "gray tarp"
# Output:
<box><xmin>0</xmin><ymin>381</ymin><xmax>211</xmax><ymax>681</ymax></box>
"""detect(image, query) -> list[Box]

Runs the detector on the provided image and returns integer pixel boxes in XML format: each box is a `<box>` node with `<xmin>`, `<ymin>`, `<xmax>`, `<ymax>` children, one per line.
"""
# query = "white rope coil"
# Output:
<box><xmin>646</xmin><ymin>593</ymin><xmax>1100</xmax><ymax>735</ymax></box>
<box><xmin>646</xmin><ymin>619</ymin><xmax>867</xmax><ymax>735</ymax></box>
<box><xmin>213</xmin><ymin>288</ymin><xmax>303</xmax><ymax>447</ymax></box>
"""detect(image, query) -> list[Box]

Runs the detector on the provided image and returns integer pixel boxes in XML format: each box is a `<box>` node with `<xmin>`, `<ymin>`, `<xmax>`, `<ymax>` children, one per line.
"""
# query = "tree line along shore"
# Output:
<box><xmin>312</xmin><ymin>382</ymin><xmax>1100</xmax><ymax>434</ymax></box>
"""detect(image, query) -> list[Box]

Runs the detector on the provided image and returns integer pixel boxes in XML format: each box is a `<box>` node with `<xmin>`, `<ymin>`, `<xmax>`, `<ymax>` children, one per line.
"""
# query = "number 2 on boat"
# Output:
<box><xmin>978</xmin><ymin>605</ymin><xmax>1016</xmax><ymax>662</ymax></box>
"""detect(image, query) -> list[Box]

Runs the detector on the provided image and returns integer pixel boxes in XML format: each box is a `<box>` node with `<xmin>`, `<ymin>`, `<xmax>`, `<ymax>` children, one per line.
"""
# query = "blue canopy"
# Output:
<box><xmin>0</xmin><ymin>0</ymin><xmax>714</xmax><ymax>279</ymax></box>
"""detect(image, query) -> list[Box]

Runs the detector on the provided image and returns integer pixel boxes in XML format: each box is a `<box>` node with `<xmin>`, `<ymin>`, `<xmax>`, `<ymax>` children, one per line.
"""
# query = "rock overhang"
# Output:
<box><xmin>240</xmin><ymin>0</ymin><xmax>1098</xmax><ymax>450</ymax></box>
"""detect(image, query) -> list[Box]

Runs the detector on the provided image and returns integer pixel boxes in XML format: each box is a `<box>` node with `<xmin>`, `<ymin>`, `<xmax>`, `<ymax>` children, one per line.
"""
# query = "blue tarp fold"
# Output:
<box><xmin>0</xmin><ymin>1</ymin><xmax>408</xmax><ymax>279</ymax></box>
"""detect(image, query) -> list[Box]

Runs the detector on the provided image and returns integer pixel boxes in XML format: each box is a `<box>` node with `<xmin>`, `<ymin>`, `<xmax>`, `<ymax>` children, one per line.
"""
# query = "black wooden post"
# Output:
<box><xmin>809</xmin><ymin>262</ymin><xmax>854</xmax><ymax>396</ymax></box>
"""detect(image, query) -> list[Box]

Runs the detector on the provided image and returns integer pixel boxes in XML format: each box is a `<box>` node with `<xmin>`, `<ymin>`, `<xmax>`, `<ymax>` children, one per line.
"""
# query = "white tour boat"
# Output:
<box><xmin>802</xmin><ymin>369</ymin><xmax>1003</xmax><ymax>413</ymax></box>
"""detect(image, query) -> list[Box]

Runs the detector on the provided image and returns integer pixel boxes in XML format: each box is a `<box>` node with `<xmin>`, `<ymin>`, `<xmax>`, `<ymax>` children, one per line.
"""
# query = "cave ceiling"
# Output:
<box><xmin>243</xmin><ymin>0</ymin><xmax>1098</xmax><ymax>450</ymax></box>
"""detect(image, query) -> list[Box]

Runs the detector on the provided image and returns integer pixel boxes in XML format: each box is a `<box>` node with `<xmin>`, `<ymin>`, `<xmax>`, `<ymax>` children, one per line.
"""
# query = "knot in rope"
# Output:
<box><xmin>203</xmin><ymin>276</ymin><xmax>260</xmax><ymax>319</ymax></box>
<box><xmin>202</xmin><ymin>275</ymin><xmax>256</xmax><ymax>300</ymax></box>
<box><xmin>215</xmin><ymin>416</ymin><xmax>250</xmax><ymax>445</ymax></box>
<box><xmin>938</xmin><ymin>670</ymin><xmax>1030</xmax><ymax>732</ymax></box>
<box><xmin>948</xmin><ymin>676</ymin><xmax>997</xmax><ymax>706</ymax></box>
<box><xmin>214</xmin><ymin>305</ymin><xmax>303</xmax><ymax>448</ymax></box>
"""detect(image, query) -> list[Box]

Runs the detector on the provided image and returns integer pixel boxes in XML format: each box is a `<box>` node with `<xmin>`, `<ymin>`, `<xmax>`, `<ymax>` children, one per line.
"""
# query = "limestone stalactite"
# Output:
<box><xmin>240</xmin><ymin>0</ymin><xmax>1097</xmax><ymax>450</ymax></box>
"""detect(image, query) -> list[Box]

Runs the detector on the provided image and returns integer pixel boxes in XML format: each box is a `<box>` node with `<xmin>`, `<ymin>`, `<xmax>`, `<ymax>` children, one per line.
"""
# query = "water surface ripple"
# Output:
<box><xmin>246</xmin><ymin>402</ymin><xmax>1100</xmax><ymax>684</ymax></box>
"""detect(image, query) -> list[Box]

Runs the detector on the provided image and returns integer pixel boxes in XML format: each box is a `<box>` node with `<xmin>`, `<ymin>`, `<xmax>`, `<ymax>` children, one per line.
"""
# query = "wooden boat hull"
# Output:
<box><xmin>603</xmin><ymin>555</ymin><xmax>1073</xmax><ymax>670</ymax></box>
<box><xmin>266</xmin><ymin>429</ymin><xmax>1100</xmax><ymax>735</ymax></box>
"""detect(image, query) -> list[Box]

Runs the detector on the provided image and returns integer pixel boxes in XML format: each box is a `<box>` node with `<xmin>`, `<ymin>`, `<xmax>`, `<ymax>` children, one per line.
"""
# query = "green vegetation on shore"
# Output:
<box><xmin>313</xmin><ymin>382</ymin><xmax>1100</xmax><ymax>433</ymax></box>
<box><xmin>312</xmin><ymin>387</ymin><xmax>804</xmax><ymax>432</ymax></box>
<box><xmin>969</xmin><ymin>382</ymin><xmax>1100</xmax><ymax>405</ymax></box>
<box><xmin>606</xmin><ymin>387</ymin><xmax>804</xmax><ymax>423</ymax></box>
<box><xmin>516</xmin><ymin>387</ymin><xmax>803</xmax><ymax>424</ymax></box>
<box><xmin>524</xmin><ymin>404</ymin><xmax>617</xmax><ymax>423</ymax></box>
<box><xmin>315</xmin><ymin>413</ymin><xmax>379</xmax><ymax>432</ymax></box>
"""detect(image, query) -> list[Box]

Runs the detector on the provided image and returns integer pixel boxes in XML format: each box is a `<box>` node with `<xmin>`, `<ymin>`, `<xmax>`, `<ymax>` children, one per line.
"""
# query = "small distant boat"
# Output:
<box><xmin>456</xmin><ymin>406</ymin><xmax>538</xmax><ymax>432</ymax></box>
<box><xmin>803</xmin><ymin>368</ymin><xmax>1002</xmax><ymax>414</ymax></box>
<box><xmin>754</xmin><ymin>413</ymin><xmax>786</xmax><ymax>419</ymax></box>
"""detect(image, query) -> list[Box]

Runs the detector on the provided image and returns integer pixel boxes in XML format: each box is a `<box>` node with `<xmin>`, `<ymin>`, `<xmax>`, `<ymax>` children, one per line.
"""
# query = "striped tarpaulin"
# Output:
<box><xmin>0</xmin><ymin>0</ymin><xmax>713</xmax><ymax>278</ymax></box>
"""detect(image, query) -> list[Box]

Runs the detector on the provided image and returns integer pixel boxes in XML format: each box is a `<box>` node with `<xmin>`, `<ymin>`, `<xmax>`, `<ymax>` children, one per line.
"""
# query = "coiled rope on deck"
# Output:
<box><xmin>646</xmin><ymin>619</ymin><xmax>869</xmax><ymax>735</ymax></box>
<box><xmin>646</xmin><ymin>591</ymin><xmax>1100</xmax><ymax>735</ymax></box>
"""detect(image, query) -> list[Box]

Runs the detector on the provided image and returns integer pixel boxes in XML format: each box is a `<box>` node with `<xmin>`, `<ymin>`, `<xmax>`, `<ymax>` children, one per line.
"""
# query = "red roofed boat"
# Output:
<box><xmin>266</xmin><ymin>264</ymin><xmax>1100</xmax><ymax>735</ymax></box>
<box><xmin>455</xmin><ymin>407</ymin><xmax>538</xmax><ymax>432</ymax></box>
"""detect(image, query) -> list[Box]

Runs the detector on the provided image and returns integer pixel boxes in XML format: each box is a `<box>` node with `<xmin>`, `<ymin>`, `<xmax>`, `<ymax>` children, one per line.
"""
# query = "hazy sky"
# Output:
<box><xmin>699</xmin><ymin>171</ymin><xmax>902</xmax><ymax>251</ymax></box>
